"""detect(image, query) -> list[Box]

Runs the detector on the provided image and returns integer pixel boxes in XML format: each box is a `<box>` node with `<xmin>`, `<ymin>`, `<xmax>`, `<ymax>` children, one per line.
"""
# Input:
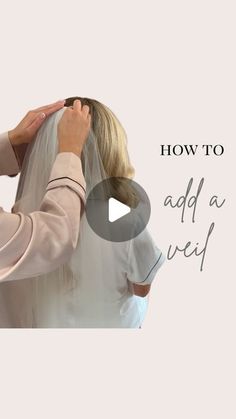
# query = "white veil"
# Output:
<box><xmin>15</xmin><ymin>107</ymin><xmax>108</xmax><ymax>208</ymax></box>
<box><xmin>10</xmin><ymin>107</ymin><xmax>140</xmax><ymax>327</ymax></box>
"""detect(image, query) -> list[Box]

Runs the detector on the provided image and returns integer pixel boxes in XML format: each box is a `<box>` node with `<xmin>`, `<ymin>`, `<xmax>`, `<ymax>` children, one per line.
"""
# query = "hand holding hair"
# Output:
<box><xmin>58</xmin><ymin>99</ymin><xmax>91</xmax><ymax>157</ymax></box>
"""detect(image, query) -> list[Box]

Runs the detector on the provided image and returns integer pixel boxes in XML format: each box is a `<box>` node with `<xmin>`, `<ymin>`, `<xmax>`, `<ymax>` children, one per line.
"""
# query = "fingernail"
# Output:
<box><xmin>40</xmin><ymin>112</ymin><xmax>46</xmax><ymax>119</ymax></box>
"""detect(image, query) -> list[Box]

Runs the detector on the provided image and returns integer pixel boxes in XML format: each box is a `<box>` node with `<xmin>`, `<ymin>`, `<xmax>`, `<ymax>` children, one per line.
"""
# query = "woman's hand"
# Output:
<box><xmin>8</xmin><ymin>100</ymin><xmax>65</xmax><ymax>146</ymax></box>
<box><xmin>128</xmin><ymin>279</ymin><xmax>151</xmax><ymax>297</ymax></box>
<box><xmin>58</xmin><ymin>99</ymin><xmax>91</xmax><ymax>157</ymax></box>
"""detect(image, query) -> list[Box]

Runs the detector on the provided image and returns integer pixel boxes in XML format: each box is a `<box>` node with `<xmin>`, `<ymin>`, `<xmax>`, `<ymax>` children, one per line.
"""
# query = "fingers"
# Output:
<box><xmin>33</xmin><ymin>100</ymin><xmax>65</xmax><ymax>113</ymax></box>
<box><xmin>27</xmin><ymin>112</ymin><xmax>46</xmax><ymax>134</ymax></box>
<box><xmin>73</xmin><ymin>99</ymin><xmax>82</xmax><ymax>112</ymax></box>
<box><xmin>82</xmin><ymin>105</ymin><xmax>90</xmax><ymax>118</ymax></box>
<box><xmin>45</xmin><ymin>103</ymin><xmax>65</xmax><ymax>117</ymax></box>
<box><xmin>12</xmin><ymin>100</ymin><xmax>66</xmax><ymax>145</ymax></box>
<box><xmin>21</xmin><ymin>100</ymin><xmax>65</xmax><ymax>125</ymax></box>
<box><xmin>72</xmin><ymin>99</ymin><xmax>90</xmax><ymax>119</ymax></box>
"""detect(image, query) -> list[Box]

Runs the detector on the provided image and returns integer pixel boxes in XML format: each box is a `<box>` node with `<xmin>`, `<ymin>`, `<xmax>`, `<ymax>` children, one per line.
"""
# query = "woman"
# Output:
<box><xmin>0</xmin><ymin>97</ymin><xmax>165</xmax><ymax>328</ymax></box>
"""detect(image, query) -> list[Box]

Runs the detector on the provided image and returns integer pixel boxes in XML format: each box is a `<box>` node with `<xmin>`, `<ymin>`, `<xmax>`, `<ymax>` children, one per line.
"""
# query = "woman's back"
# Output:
<box><xmin>0</xmin><ymin>216</ymin><xmax>163</xmax><ymax>327</ymax></box>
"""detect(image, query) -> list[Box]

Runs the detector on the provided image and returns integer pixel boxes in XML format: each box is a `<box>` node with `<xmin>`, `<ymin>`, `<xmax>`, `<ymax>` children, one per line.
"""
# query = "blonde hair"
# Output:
<box><xmin>65</xmin><ymin>96</ymin><xmax>135</xmax><ymax>178</ymax></box>
<box><xmin>65</xmin><ymin>97</ymin><xmax>137</xmax><ymax>206</ymax></box>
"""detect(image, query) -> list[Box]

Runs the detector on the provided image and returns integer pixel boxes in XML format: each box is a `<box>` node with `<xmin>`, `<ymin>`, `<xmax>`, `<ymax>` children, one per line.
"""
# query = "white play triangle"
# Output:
<box><xmin>108</xmin><ymin>197</ymin><xmax>131</xmax><ymax>222</ymax></box>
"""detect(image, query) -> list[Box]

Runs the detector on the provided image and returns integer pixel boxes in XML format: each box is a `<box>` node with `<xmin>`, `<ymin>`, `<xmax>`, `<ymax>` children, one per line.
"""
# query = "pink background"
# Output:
<box><xmin>0</xmin><ymin>1</ymin><xmax>235</xmax><ymax>418</ymax></box>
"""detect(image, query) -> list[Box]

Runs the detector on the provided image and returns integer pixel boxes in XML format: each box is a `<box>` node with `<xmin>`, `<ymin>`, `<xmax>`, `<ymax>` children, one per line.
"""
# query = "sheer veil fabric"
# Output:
<box><xmin>0</xmin><ymin>107</ymin><xmax>156</xmax><ymax>327</ymax></box>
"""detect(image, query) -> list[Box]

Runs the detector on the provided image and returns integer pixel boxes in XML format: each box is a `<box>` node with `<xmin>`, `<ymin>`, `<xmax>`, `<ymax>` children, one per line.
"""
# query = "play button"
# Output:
<box><xmin>85</xmin><ymin>177</ymin><xmax>151</xmax><ymax>242</ymax></box>
<box><xmin>108</xmin><ymin>198</ymin><xmax>131</xmax><ymax>222</ymax></box>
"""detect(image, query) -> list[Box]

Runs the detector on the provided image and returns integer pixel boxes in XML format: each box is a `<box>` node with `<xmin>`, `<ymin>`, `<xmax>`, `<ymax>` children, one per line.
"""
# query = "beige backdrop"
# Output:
<box><xmin>0</xmin><ymin>1</ymin><xmax>235</xmax><ymax>418</ymax></box>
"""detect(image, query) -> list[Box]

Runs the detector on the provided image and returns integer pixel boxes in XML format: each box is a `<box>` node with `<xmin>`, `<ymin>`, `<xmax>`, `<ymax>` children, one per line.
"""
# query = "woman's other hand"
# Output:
<box><xmin>8</xmin><ymin>100</ymin><xmax>65</xmax><ymax>146</ymax></box>
<box><xmin>58</xmin><ymin>99</ymin><xmax>91</xmax><ymax>157</ymax></box>
<box><xmin>128</xmin><ymin>279</ymin><xmax>151</xmax><ymax>297</ymax></box>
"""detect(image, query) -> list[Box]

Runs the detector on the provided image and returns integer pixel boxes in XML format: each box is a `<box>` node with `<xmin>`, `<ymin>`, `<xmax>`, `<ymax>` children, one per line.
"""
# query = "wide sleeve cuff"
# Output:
<box><xmin>0</xmin><ymin>132</ymin><xmax>20</xmax><ymax>176</ymax></box>
<box><xmin>126</xmin><ymin>228</ymin><xmax>166</xmax><ymax>285</ymax></box>
<box><xmin>46</xmin><ymin>152</ymin><xmax>86</xmax><ymax>207</ymax></box>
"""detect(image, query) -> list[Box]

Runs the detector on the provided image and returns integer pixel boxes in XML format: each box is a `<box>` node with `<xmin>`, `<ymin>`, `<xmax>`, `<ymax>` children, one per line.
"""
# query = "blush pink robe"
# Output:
<box><xmin>0</xmin><ymin>131</ymin><xmax>86</xmax><ymax>283</ymax></box>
